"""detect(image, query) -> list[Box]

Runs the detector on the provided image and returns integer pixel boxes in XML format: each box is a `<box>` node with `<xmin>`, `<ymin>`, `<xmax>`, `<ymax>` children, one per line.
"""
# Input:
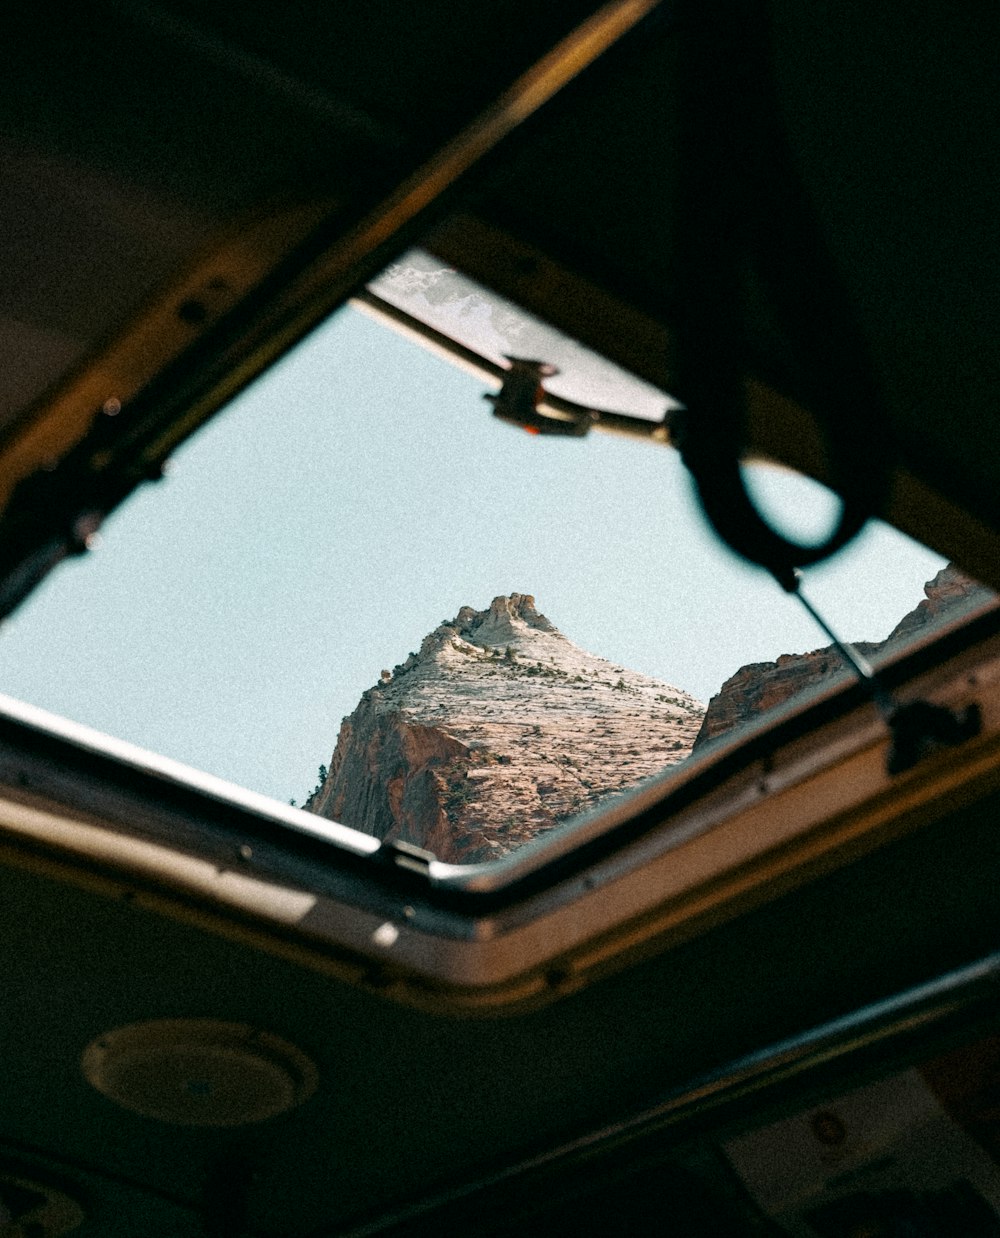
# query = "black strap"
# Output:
<box><xmin>670</xmin><ymin>1</ymin><xmax>890</xmax><ymax>576</ymax></box>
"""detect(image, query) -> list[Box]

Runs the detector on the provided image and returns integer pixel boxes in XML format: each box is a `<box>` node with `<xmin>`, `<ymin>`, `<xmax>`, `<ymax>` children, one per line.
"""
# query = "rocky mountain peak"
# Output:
<box><xmin>306</xmin><ymin>595</ymin><xmax>705</xmax><ymax>863</ymax></box>
<box><xmin>464</xmin><ymin>592</ymin><xmax>557</xmax><ymax>645</ymax></box>
<box><xmin>387</xmin><ymin>595</ymin><xmax>560</xmax><ymax>675</ymax></box>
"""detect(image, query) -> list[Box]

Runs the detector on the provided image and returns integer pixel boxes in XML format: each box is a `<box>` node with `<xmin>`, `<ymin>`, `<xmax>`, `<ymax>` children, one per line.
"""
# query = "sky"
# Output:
<box><xmin>0</xmin><ymin>292</ymin><xmax>945</xmax><ymax>806</ymax></box>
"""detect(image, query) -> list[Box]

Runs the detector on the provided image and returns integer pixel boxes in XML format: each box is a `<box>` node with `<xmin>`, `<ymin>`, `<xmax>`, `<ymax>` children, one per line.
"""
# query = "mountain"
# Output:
<box><xmin>304</xmin><ymin>568</ymin><xmax>993</xmax><ymax>865</ymax></box>
<box><xmin>305</xmin><ymin>594</ymin><xmax>705</xmax><ymax>863</ymax></box>
<box><xmin>692</xmin><ymin>564</ymin><xmax>994</xmax><ymax>750</ymax></box>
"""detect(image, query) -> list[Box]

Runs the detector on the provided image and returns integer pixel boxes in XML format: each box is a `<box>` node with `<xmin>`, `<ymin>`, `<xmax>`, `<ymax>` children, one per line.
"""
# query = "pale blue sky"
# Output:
<box><xmin>0</xmin><ymin>304</ymin><xmax>945</xmax><ymax>804</ymax></box>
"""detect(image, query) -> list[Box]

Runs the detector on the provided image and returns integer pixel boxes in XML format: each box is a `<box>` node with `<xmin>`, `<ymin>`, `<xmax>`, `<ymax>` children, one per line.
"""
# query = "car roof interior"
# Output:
<box><xmin>2</xmin><ymin>2</ymin><xmax>1000</xmax><ymax>1235</ymax></box>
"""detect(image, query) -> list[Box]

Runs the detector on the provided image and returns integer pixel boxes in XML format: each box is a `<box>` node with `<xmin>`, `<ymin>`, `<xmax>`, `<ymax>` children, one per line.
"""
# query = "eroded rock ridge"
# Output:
<box><xmin>693</xmin><ymin>564</ymin><xmax>993</xmax><ymax>749</ymax></box>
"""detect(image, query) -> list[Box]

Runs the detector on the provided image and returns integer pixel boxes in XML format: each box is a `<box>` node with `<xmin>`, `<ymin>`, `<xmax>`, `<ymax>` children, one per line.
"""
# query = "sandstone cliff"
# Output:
<box><xmin>693</xmin><ymin>564</ymin><xmax>993</xmax><ymax>749</ymax></box>
<box><xmin>306</xmin><ymin>594</ymin><xmax>704</xmax><ymax>863</ymax></box>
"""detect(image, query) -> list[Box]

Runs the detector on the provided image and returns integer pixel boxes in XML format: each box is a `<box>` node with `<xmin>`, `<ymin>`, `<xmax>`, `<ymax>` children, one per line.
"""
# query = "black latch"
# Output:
<box><xmin>886</xmin><ymin>699</ymin><xmax>982</xmax><ymax>776</ymax></box>
<box><xmin>378</xmin><ymin>839</ymin><xmax>436</xmax><ymax>877</ymax></box>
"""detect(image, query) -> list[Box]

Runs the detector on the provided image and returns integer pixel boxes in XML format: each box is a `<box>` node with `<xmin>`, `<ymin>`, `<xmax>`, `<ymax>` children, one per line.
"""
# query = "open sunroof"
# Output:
<box><xmin>0</xmin><ymin>243</ymin><xmax>994</xmax><ymax>1007</ymax></box>
<box><xmin>0</xmin><ymin>250</ymin><xmax>974</xmax><ymax>861</ymax></box>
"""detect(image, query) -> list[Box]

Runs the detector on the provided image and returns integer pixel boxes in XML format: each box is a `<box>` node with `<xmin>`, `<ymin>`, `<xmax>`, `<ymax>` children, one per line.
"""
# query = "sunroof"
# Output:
<box><xmin>0</xmin><ymin>252</ymin><xmax>983</xmax><ymax>866</ymax></box>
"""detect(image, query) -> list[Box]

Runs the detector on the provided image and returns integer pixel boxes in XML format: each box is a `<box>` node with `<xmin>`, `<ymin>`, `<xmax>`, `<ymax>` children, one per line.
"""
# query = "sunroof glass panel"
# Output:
<box><xmin>368</xmin><ymin>247</ymin><xmax>673</xmax><ymax>420</ymax></box>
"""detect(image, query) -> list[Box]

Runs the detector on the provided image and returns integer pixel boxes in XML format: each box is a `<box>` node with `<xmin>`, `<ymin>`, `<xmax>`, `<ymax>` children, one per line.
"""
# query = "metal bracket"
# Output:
<box><xmin>485</xmin><ymin>357</ymin><xmax>592</xmax><ymax>437</ymax></box>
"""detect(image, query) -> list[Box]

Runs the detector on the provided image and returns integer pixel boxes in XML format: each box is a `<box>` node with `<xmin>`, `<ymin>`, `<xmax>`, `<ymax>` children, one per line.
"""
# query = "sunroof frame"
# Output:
<box><xmin>0</xmin><ymin>599</ymin><xmax>996</xmax><ymax>1013</ymax></box>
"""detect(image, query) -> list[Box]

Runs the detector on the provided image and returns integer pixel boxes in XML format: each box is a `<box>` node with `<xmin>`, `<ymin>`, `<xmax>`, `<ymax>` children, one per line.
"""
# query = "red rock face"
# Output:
<box><xmin>305</xmin><ymin>594</ymin><xmax>705</xmax><ymax>863</ymax></box>
<box><xmin>693</xmin><ymin>565</ymin><xmax>994</xmax><ymax>750</ymax></box>
<box><xmin>311</xmin><ymin>715</ymin><xmax>467</xmax><ymax>859</ymax></box>
<box><xmin>692</xmin><ymin>650</ymin><xmax>848</xmax><ymax>745</ymax></box>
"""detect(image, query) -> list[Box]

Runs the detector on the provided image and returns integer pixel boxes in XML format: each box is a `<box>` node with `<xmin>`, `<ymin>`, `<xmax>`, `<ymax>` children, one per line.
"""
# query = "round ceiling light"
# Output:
<box><xmin>81</xmin><ymin>1020</ymin><xmax>318</xmax><ymax>1127</ymax></box>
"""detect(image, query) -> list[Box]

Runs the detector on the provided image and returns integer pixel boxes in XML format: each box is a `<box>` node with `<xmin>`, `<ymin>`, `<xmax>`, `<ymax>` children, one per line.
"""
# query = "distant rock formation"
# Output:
<box><xmin>693</xmin><ymin>564</ymin><xmax>993</xmax><ymax>750</ymax></box>
<box><xmin>306</xmin><ymin>594</ymin><xmax>704</xmax><ymax>863</ymax></box>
